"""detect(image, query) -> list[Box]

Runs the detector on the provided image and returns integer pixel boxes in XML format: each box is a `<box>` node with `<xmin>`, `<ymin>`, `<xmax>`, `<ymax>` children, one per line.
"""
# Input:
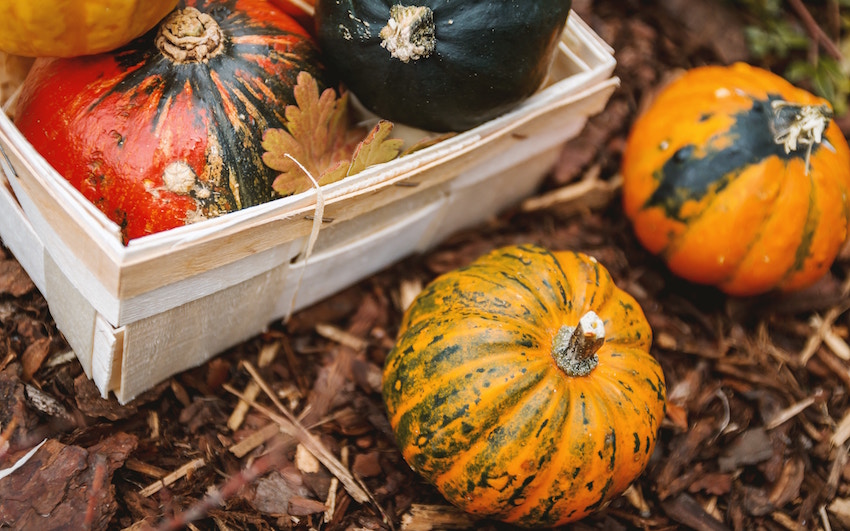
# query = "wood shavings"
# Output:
<box><xmin>765</xmin><ymin>395</ymin><xmax>819</xmax><ymax>430</ymax></box>
<box><xmin>316</xmin><ymin>323</ymin><xmax>370</xmax><ymax>351</ymax></box>
<box><xmin>832</xmin><ymin>410</ymin><xmax>850</xmax><ymax>448</ymax></box>
<box><xmin>139</xmin><ymin>457</ymin><xmax>206</xmax><ymax>497</ymax></box>
<box><xmin>295</xmin><ymin>443</ymin><xmax>321</xmax><ymax>474</ymax></box>
<box><xmin>520</xmin><ymin>165</ymin><xmax>622</xmax><ymax>216</ymax></box>
<box><xmin>399</xmin><ymin>504</ymin><xmax>478</xmax><ymax>531</ymax></box>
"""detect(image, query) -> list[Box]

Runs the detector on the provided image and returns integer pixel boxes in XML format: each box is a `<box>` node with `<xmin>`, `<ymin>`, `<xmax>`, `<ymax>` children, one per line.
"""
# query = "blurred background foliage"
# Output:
<box><xmin>737</xmin><ymin>0</ymin><xmax>849</xmax><ymax>115</ymax></box>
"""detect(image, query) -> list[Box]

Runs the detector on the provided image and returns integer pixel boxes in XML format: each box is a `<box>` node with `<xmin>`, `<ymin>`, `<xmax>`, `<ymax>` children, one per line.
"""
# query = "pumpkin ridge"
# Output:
<box><xmin>552</xmin><ymin>251</ymin><xmax>601</xmax><ymax>315</ymax></box>
<box><xmin>388</xmin><ymin>355</ymin><xmax>552</xmax><ymax>462</ymax></box>
<box><xmin>777</xmin><ymin>169</ymin><xmax>820</xmax><ymax>286</ymax></box>
<box><xmin>716</xmin><ymin>159</ymin><xmax>804</xmax><ymax>291</ymax></box>
<box><xmin>409</xmin><ymin>377</ymin><xmax>552</xmax><ymax>486</ymax></box>
<box><xmin>585</xmin><ymin>362</ymin><xmax>653</xmax><ymax>420</ymax></box>
<box><xmin>432</xmin><ymin>372</ymin><xmax>567</xmax><ymax>509</ymax></box>
<box><xmin>658</xmin><ymin>156</ymin><xmax>785</xmax><ymax>276</ymax></box>
<box><xmin>387</xmin><ymin>345</ymin><xmax>549</xmax><ymax>426</ymax></box>
<box><xmin>499</xmin><ymin>383</ymin><xmax>584</xmax><ymax>523</ymax></box>
<box><xmin>593</xmin><ymin>296</ymin><xmax>652</xmax><ymax>348</ymax></box>
<box><xmin>645</xmin><ymin>96</ymin><xmax>823</xmax><ymax>220</ymax></box>
<box><xmin>445</xmin><ymin>266</ymin><xmax>562</xmax><ymax>326</ymax></box>
<box><xmin>509</xmin><ymin>383</ymin><xmax>617</xmax><ymax>525</ymax></box>
<box><xmin>566</xmin><ymin>390</ymin><xmax>621</xmax><ymax>518</ymax></box>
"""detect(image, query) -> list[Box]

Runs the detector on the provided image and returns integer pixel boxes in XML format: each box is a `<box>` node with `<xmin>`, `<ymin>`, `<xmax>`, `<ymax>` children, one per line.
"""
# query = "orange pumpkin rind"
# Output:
<box><xmin>622</xmin><ymin>63</ymin><xmax>850</xmax><ymax>296</ymax></box>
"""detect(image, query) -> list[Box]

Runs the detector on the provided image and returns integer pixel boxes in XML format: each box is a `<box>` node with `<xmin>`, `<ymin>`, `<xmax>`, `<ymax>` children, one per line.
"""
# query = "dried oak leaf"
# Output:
<box><xmin>263</xmin><ymin>71</ymin><xmax>403</xmax><ymax>196</ymax></box>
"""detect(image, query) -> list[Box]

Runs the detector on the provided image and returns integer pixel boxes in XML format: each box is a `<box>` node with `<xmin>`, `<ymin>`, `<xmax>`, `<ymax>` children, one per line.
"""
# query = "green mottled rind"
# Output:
<box><xmin>382</xmin><ymin>244</ymin><xmax>667</xmax><ymax>527</ymax></box>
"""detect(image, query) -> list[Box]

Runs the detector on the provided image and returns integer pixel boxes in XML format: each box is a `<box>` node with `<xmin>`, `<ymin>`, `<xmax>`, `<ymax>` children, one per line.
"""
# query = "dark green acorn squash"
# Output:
<box><xmin>314</xmin><ymin>0</ymin><xmax>572</xmax><ymax>132</ymax></box>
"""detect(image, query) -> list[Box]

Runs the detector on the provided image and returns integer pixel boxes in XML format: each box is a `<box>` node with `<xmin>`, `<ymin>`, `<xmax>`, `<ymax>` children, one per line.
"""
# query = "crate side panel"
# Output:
<box><xmin>0</xmin><ymin>165</ymin><xmax>46</xmax><ymax>294</ymax></box>
<box><xmin>92</xmin><ymin>315</ymin><xmax>122</xmax><ymax>396</ymax></box>
<box><xmin>116</xmin><ymin>236</ymin><xmax>305</xmax><ymax>326</ymax></box>
<box><xmin>5</xmin><ymin>155</ymin><xmax>123</xmax><ymax>321</ymax></box>
<box><xmin>281</xmin><ymin>197</ymin><xmax>447</xmax><ymax>317</ymax></box>
<box><xmin>43</xmin><ymin>252</ymin><xmax>97</xmax><ymax>378</ymax></box>
<box><xmin>115</xmin><ymin>263</ymin><xmax>290</xmax><ymax>403</ymax></box>
<box><xmin>307</xmin><ymin>179</ymin><xmax>448</xmax><ymax>257</ymax></box>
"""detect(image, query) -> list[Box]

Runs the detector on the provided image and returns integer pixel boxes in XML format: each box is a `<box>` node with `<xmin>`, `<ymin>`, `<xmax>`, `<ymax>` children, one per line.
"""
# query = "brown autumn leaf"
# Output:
<box><xmin>0</xmin><ymin>259</ymin><xmax>35</xmax><ymax>297</ymax></box>
<box><xmin>21</xmin><ymin>336</ymin><xmax>51</xmax><ymax>381</ymax></box>
<box><xmin>262</xmin><ymin>71</ymin><xmax>402</xmax><ymax>196</ymax></box>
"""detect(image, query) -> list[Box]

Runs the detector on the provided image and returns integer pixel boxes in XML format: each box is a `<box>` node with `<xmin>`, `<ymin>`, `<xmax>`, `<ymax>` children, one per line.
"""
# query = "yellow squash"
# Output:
<box><xmin>0</xmin><ymin>0</ymin><xmax>178</xmax><ymax>57</ymax></box>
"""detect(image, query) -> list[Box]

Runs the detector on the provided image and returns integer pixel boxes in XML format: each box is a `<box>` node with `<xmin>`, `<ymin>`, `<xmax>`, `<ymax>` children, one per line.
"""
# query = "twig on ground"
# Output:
<box><xmin>227</xmin><ymin>422</ymin><xmax>283</xmax><ymax>459</ymax></box>
<box><xmin>139</xmin><ymin>458</ymin><xmax>206</xmax><ymax>498</ymax></box>
<box><xmin>520</xmin><ymin>165</ymin><xmax>621</xmax><ymax>214</ymax></box>
<box><xmin>316</xmin><ymin>323</ymin><xmax>370</xmax><ymax>351</ymax></box>
<box><xmin>227</xmin><ymin>342</ymin><xmax>280</xmax><ymax>431</ymax></box>
<box><xmin>764</xmin><ymin>395</ymin><xmax>818</xmax><ymax>430</ymax></box>
<box><xmin>225</xmin><ymin>366</ymin><xmax>369</xmax><ymax>504</ymax></box>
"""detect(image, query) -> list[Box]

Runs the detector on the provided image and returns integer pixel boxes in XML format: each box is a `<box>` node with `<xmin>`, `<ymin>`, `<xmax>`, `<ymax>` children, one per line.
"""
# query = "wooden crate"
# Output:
<box><xmin>0</xmin><ymin>14</ymin><xmax>618</xmax><ymax>403</ymax></box>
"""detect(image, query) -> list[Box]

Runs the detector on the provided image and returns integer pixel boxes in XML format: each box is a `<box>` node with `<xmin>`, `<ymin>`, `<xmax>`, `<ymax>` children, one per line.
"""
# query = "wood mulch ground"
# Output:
<box><xmin>2</xmin><ymin>1</ymin><xmax>850</xmax><ymax>530</ymax></box>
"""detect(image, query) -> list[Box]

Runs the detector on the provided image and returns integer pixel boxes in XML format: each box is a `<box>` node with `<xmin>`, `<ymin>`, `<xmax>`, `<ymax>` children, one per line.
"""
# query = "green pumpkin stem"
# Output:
<box><xmin>156</xmin><ymin>6</ymin><xmax>225</xmax><ymax>64</ymax></box>
<box><xmin>379</xmin><ymin>5</ymin><xmax>437</xmax><ymax>63</ymax></box>
<box><xmin>552</xmin><ymin>311</ymin><xmax>605</xmax><ymax>377</ymax></box>
<box><xmin>769</xmin><ymin>100</ymin><xmax>833</xmax><ymax>175</ymax></box>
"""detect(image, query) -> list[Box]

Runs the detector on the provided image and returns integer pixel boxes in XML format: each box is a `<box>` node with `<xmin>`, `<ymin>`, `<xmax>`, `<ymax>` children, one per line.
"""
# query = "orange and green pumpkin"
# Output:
<box><xmin>621</xmin><ymin>63</ymin><xmax>850</xmax><ymax>296</ymax></box>
<box><xmin>382</xmin><ymin>244</ymin><xmax>666</xmax><ymax>527</ymax></box>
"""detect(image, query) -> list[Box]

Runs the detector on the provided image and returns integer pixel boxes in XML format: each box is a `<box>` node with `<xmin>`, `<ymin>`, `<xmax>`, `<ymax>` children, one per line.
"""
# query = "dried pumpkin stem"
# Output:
<box><xmin>379</xmin><ymin>5</ymin><xmax>436</xmax><ymax>63</ymax></box>
<box><xmin>156</xmin><ymin>7</ymin><xmax>225</xmax><ymax>64</ymax></box>
<box><xmin>552</xmin><ymin>311</ymin><xmax>605</xmax><ymax>377</ymax></box>
<box><xmin>770</xmin><ymin>100</ymin><xmax>832</xmax><ymax>174</ymax></box>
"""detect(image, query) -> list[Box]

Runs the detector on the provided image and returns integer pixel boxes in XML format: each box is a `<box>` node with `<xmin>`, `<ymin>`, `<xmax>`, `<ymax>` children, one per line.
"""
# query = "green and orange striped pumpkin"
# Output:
<box><xmin>382</xmin><ymin>244</ymin><xmax>667</xmax><ymax>527</ymax></box>
<box><xmin>622</xmin><ymin>63</ymin><xmax>850</xmax><ymax>296</ymax></box>
<box><xmin>15</xmin><ymin>0</ymin><xmax>328</xmax><ymax>243</ymax></box>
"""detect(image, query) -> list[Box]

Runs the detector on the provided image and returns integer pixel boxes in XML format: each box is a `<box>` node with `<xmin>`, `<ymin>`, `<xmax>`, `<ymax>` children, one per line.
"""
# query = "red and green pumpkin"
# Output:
<box><xmin>14</xmin><ymin>0</ymin><xmax>329</xmax><ymax>243</ymax></box>
<box><xmin>621</xmin><ymin>63</ymin><xmax>850</xmax><ymax>296</ymax></box>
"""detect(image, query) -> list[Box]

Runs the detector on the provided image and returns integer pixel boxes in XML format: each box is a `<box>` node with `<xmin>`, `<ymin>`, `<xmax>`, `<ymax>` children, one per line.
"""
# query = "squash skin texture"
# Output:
<box><xmin>621</xmin><ymin>63</ymin><xmax>850</xmax><ymax>296</ymax></box>
<box><xmin>382</xmin><ymin>244</ymin><xmax>666</xmax><ymax>527</ymax></box>
<box><xmin>14</xmin><ymin>0</ymin><xmax>328</xmax><ymax>243</ymax></box>
<box><xmin>314</xmin><ymin>0</ymin><xmax>573</xmax><ymax>132</ymax></box>
<box><xmin>0</xmin><ymin>0</ymin><xmax>179</xmax><ymax>57</ymax></box>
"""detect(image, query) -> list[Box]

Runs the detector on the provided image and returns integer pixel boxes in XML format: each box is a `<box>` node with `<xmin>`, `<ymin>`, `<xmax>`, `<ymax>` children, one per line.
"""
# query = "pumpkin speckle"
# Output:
<box><xmin>162</xmin><ymin>161</ymin><xmax>197</xmax><ymax>195</ymax></box>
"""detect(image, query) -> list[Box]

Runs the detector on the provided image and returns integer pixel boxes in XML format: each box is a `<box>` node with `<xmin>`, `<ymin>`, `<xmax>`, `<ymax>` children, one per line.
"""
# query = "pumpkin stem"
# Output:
<box><xmin>769</xmin><ymin>101</ymin><xmax>833</xmax><ymax>175</ymax></box>
<box><xmin>156</xmin><ymin>7</ymin><xmax>225</xmax><ymax>64</ymax></box>
<box><xmin>379</xmin><ymin>5</ymin><xmax>437</xmax><ymax>63</ymax></box>
<box><xmin>552</xmin><ymin>311</ymin><xmax>605</xmax><ymax>377</ymax></box>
